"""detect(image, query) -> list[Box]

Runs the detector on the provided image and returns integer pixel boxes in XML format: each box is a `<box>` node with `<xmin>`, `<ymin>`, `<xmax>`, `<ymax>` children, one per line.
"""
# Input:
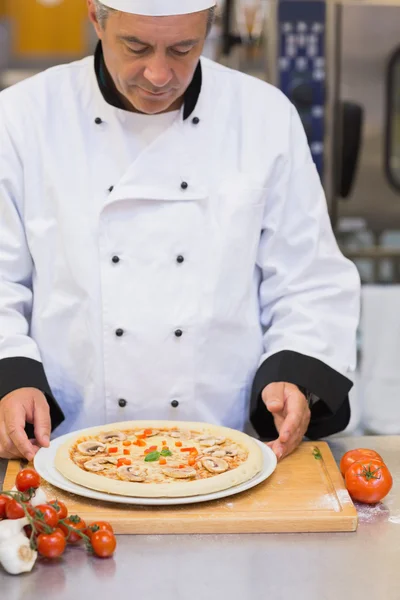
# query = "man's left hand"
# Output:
<box><xmin>262</xmin><ymin>382</ymin><xmax>311</xmax><ymax>460</ymax></box>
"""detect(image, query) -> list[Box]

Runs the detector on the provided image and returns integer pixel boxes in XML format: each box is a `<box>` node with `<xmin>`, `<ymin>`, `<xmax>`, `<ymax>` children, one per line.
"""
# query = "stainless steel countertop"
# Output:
<box><xmin>1</xmin><ymin>436</ymin><xmax>399</xmax><ymax>600</ymax></box>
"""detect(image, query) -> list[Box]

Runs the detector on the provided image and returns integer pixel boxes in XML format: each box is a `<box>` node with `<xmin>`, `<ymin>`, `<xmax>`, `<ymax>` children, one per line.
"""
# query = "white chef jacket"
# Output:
<box><xmin>0</xmin><ymin>53</ymin><xmax>360</xmax><ymax>437</ymax></box>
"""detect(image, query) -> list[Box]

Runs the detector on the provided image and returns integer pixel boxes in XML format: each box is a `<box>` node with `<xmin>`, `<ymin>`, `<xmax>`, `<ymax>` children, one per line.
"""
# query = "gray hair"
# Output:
<box><xmin>93</xmin><ymin>0</ymin><xmax>216</xmax><ymax>35</ymax></box>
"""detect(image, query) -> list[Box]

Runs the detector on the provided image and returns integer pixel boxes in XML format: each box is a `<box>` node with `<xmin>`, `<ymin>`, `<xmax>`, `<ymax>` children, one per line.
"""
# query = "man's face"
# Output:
<box><xmin>88</xmin><ymin>3</ymin><xmax>208</xmax><ymax>114</ymax></box>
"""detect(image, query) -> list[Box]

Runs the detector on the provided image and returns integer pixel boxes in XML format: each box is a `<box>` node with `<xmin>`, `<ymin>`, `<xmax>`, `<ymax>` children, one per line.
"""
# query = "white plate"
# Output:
<box><xmin>34</xmin><ymin>432</ymin><xmax>276</xmax><ymax>506</ymax></box>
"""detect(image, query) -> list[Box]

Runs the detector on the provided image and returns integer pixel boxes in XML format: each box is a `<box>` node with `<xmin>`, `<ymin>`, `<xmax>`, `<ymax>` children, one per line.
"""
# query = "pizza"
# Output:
<box><xmin>54</xmin><ymin>420</ymin><xmax>264</xmax><ymax>498</ymax></box>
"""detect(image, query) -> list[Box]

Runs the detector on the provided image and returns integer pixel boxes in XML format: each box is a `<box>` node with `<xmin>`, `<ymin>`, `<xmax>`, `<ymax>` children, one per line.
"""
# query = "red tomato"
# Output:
<box><xmin>15</xmin><ymin>468</ymin><xmax>41</xmax><ymax>493</ymax></box>
<box><xmin>345</xmin><ymin>459</ymin><xmax>393</xmax><ymax>504</ymax></box>
<box><xmin>340</xmin><ymin>448</ymin><xmax>384</xmax><ymax>476</ymax></box>
<box><xmin>59</xmin><ymin>516</ymin><xmax>87</xmax><ymax>543</ymax></box>
<box><xmin>91</xmin><ymin>530</ymin><xmax>117</xmax><ymax>558</ymax></box>
<box><xmin>0</xmin><ymin>495</ymin><xmax>9</xmax><ymax>519</ymax></box>
<box><xmin>32</xmin><ymin>504</ymin><xmax>59</xmax><ymax>531</ymax></box>
<box><xmin>53</xmin><ymin>526</ymin><xmax>68</xmax><ymax>538</ymax></box>
<box><xmin>85</xmin><ymin>521</ymin><xmax>114</xmax><ymax>541</ymax></box>
<box><xmin>37</xmin><ymin>530</ymin><xmax>66</xmax><ymax>558</ymax></box>
<box><xmin>47</xmin><ymin>500</ymin><xmax>68</xmax><ymax>520</ymax></box>
<box><xmin>6</xmin><ymin>498</ymin><xmax>26</xmax><ymax>519</ymax></box>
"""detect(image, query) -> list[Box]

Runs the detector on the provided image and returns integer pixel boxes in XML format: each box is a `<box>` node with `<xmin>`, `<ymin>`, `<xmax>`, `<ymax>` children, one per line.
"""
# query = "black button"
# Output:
<box><xmin>115</xmin><ymin>328</ymin><xmax>124</xmax><ymax>337</ymax></box>
<box><xmin>95</xmin><ymin>117</ymin><xmax>103</xmax><ymax>125</ymax></box>
<box><xmin>118</xmin><ymin>398</ymin><xmax>127</xmax><ymax>408</ymax></box>
<box><xmin>176</xmin><ymin>255</ymin><xmax>184</xmax><ymax>264</ymax></box>
<box><xmin>181</xmin><ymin>182</ymin><xmax>188</xmax><ymax>190</ymax></box>
<box><xmin>192</xmin><ymin>117</ymin><xmax>200</xmax><ymax>125</ymax></box>
<box><xmin>171</xmin><ymin>400</ymin><xmax>179</xmax><ymax>408</ymax></box>
<box><xmin>108</xmin><ymin>185</ymin><xmax>114</xmax><ymax>192</ymax></box>
<box><xmin>174</xmin><ymin>329</ymin><xmax>183</xmax><ymax>337</ymax></box>
<box><xmin>112</xmin><ymin>256</ymin><xmax>120</xmax><ymax>264</ymax></box>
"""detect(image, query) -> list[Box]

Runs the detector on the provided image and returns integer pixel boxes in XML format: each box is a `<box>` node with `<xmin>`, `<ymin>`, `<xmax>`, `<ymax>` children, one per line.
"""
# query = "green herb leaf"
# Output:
<box><xmin>313</xmin><ymin>448</ymin><xmax>322</xmax><ymax>460</ymax></box>
<box><xmin>160</xmin><ymin>449</ymin><xmax>172</xmax><ymax>457</ymax></box>
<box><xmin>144</xmin><ymin>451</ymin><xmax>160</xmax><ymax>462</ymax></box>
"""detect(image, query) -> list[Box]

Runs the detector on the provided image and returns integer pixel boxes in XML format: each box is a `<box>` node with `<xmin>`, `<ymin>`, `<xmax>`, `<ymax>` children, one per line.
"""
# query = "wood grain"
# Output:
<box><xmin>3</xmin><ymin>442</ymin><xmax>358</xmax><ymax>534</ymax></box>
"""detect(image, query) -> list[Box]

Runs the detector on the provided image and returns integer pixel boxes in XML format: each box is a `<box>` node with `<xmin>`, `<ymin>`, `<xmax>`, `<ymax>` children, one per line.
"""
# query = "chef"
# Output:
<box><xmin>0</xmin><ymin>0</ymin><xmax>360</xmax><ymax>463</ymax></box>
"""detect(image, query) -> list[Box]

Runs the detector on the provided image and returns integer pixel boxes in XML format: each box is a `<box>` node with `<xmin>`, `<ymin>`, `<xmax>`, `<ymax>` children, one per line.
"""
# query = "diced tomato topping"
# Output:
<box><xmin>123</xmin><ymin>441</ymin><xmax>132</xmax><ymax>447</ymax></box>
<box><xmin>117</xmin><ymin>458</ymin><xmax>132</xmax><ymax>467</ymax></box>
<box><xmin>108</xmin><ymin>447</ymin><xmax>118</xmax><ymax>453</ymax></box>
<box><xmin>133</xmin><ymin>440</ymin><xmax>147</xmax><ymax>447</ymax></box>
<box><xmin>144</xmin><ymin>429</ymin><xmax>153</xmax><ymax>435</ymax></box>
<box><xmin>123</xmin><ymin>449</ymin><xmax>130</xmax><ymax>455</ymax></box>
<box><xmin>175</xmin><ymin>442</ymin><xmax>182</xmax><ymax>448</ymax></box>
<box><xmin>159</xmin><ymin>458</ymin><xmax>167</xmax><ymax>465</ymax></box>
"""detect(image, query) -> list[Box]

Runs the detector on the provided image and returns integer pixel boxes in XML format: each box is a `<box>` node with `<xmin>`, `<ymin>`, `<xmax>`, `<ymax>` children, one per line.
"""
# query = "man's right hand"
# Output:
<box><xmin>0</xmin><ymin>388</ymin><xmax>51</xmax><ymax>461</ymax></box>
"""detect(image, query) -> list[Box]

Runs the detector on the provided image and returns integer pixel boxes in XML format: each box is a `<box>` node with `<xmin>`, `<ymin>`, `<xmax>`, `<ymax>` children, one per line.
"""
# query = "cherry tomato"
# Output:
<box><xmin>5</xmin><ymin>498</ymin><xmax>26</xmax><ymax>519</ymax></box>
<box><xmin>345</xmin><ymin>459</ymin><xmax>393</xmax><ymax>504</ymax></box>
<box><xmin>85</xmin><ymin>521</ymin><xmax>114</xmax><ymax>541</ymax></box>
<box><xmin>37</xmin><ymin>530</ymin><xmax>66</xmax><ymax>558</ymax></box>
<box><xmin>47</xmin><ymin>500</ymin><xmax>68</xmax><ymax>520</ymax></box>
<box><xmin>340</xmin><ymin>448</ymin><xmax>384</xmax><ymax>476</ymax></box>
<box><xmin>91</xmin><ymin>530</ymin><xmax>117</xmax><ymax>558</ymax></box>
<box><xmin>53</xmin><ymin>526</ymin><xmax>68</xmax><ymax>538</ymax></box>
<box><xmin>0</xmin><ymin>495</ymin><xmax>9</xmax><ymax>519</ymax></box>
<box><xmin>32</xmin><ymin>504</ymin><xmax>59</xmax><ymax>531</ymax></box>
<box><xmin>15</xmin><ymin>468</ymin><xmax>41</xmax><ymax>493</ymax></box>
<box><xmin>59</xmin><ymin>516</ymin><xmax>87</xmax><ymax>543</ymax></box>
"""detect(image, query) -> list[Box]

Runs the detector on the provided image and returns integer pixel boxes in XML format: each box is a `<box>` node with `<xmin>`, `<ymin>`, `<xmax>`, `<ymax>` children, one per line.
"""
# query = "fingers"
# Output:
<box><xmin>2</xmin><ymin>400</ymin><xmax>37</xmax><ymax>461</ymax></box>
<box><xmin>261</xmin><ymin>382</ymin><xmax>285</xmax><ymax>414</ymax></box>
<box><xmin>277</xmin><ymin>393</ymin><xmax>310</xmax><ymax>460</ymax></box>
<box><xmin>265</xmin><ymin>384</ymin><xmax>311</xmax><ymax>461</ymax></box>
<box><xmin>32</xmin><ymin>392</ymin><xmax>51</xmax><ymax>447</ymax></box>
<box><xmin>0</xmin><ymin>420</ymin><xmax>24</xmax><ymax>460</ymax></box>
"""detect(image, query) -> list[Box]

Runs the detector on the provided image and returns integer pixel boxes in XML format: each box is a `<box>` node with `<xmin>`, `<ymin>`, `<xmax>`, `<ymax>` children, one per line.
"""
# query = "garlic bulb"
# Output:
<box><xmin>0</xmin><ymin>533</ymin><xmax>37</xmax><ymax>575</ymax></box>
<box><xmin>0</xmin><ymin>518</ymin><xmax>29</xmax><ymax>543</ymax></box>
<box><xmin>30</xmin><ymin>487</ymin><xmax>48</xmax><ymax>507</ymax></box>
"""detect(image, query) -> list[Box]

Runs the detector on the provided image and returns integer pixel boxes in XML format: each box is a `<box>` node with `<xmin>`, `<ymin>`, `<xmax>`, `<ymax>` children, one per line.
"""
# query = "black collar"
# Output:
<box><xmin>94</xmin><ymin>41</ymin><xmax>202</xmax><ymax>120</ymax></box>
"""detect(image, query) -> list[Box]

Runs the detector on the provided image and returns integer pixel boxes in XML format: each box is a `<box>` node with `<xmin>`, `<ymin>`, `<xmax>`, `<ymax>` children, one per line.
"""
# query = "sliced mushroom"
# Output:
<box><xmin>98</xmin><ymin>431</ymin><xmax>127</xmax><ymax>443</ymax></box>
<box><xmin>202</xmin><ymin>457</ymin><xmax>229</xmax><ymax>474</ymax></box>
<box><xmin>117</xmin><ymin>465</ymin><xmax>148</xmax><ymax>482</ymax></box>
<box><xmin>134</xmin><ymin>430</ymin><xmax>159</xmax><ymax>438</ymax></box>
<box><xmin>77</xmin><ymin>441</ymin><xmax>107</xmax><ymax>456</ymax></box>
<box><xmin>195</xmin><ymin>436</ymin><xmax>217</xmax><ymax>447</ymax></box>
<box><xmin>161</xmin><ymin>467</ymin><xmax>197</xmax><ymax>479</ymax></box>
<box><xmin>224</xmin><ymin>444</ymin><xmax>238</xmax><ymax>457</ymax></box>
<box><xmin>195</xmin><ymin>435</ymin><xmax>226</xmax><ymax>447</ymax></box>
<box><xmin>84</xmin><ymin>457</ymin><xmax>118</xmax><ymax>472</ymax></box>
<box><xmin>203</xmin><ymin>446</ymin><xmax>226</xmax><ymax>458</ymax></box>
<box><xmin>168</xmin><ymin>430</ymin><xmax>192</xmax><ymax>440</ymax></box>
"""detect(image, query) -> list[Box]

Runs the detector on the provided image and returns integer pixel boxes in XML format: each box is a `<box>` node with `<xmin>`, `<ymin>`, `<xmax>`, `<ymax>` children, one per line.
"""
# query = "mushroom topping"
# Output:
<box><xmin>84</xmin><ymin>457</ymin><xmax>118</xmax><ymax>472</ymax></box>
<box><xmin>134</xmin><ymin>430</ymin><xmax>159</xmax><ymax>438</ymax></box>
<box><xmin>117</xmin><ymin>465</ymin><xmax>148</xmax><ymax>482</ymax></box>
<box><xmin>202</xmin><ymin>457</ymin><xmax>229</xmax><ymax>474</ymax></box>
<box><xmin>224</xmin><ymin>444</ymin><xmax>239</xmax><ymax>457</ymax></box>
<box><xmin>161</xmin><ymin>467</ymin><xmax>197</xmax><ymax>479</ymax></box>
<box><xmin>77</xmin><ymin>441</ymin><xmax>107</xmax><ymax>456</ymax></box>
<box><xmin>98</xmin><ymin>431</ymin><xmax>127</xmax><ymax>443</ymax></box>
<box><xmin>195</xmin><ymin>435</ymin><xmax>226</xmax><ymax>447</ymax></box>
<box><xmin>168</xmin><ymin>430</ymin><xmax>192</xmax><ymax>440</ymax></box>
<box><xmin>203</xmin><ymin>446</ymin><xmax>227</xmax><ymax>458</ymax></box>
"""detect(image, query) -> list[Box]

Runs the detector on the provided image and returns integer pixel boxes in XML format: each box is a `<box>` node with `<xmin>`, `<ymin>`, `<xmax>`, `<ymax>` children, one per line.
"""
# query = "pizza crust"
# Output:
<box><xmin>54</xmin><ymin>420</ymin><xmax>264</xmax><ymax>498</ymax></box>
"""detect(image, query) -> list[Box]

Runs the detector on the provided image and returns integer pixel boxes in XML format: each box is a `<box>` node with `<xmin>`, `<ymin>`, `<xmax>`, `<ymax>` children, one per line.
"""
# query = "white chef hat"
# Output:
<box><xmin>97</xmin><ymin>0</ymin><xmax>217</xmax><ymax>16</ymax></box>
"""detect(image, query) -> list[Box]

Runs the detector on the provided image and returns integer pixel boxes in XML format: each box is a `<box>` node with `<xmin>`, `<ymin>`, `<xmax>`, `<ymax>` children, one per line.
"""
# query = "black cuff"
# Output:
<box><xmin>249</xmin><ymin>350</ymin><xmax>353</xmax><ymax>440</ymax></box>
<box><xmin>0</xmin><ymin>357</ymin><xmax>65</xmax><ymax>434</ymax></box>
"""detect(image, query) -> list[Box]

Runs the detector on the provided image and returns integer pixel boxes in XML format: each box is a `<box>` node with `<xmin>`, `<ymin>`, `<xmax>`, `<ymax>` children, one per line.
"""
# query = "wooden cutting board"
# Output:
<box><xmin>2</xmin><ymin>442</ymin><xmax>358</xmax><ymax>534</ymax></box>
